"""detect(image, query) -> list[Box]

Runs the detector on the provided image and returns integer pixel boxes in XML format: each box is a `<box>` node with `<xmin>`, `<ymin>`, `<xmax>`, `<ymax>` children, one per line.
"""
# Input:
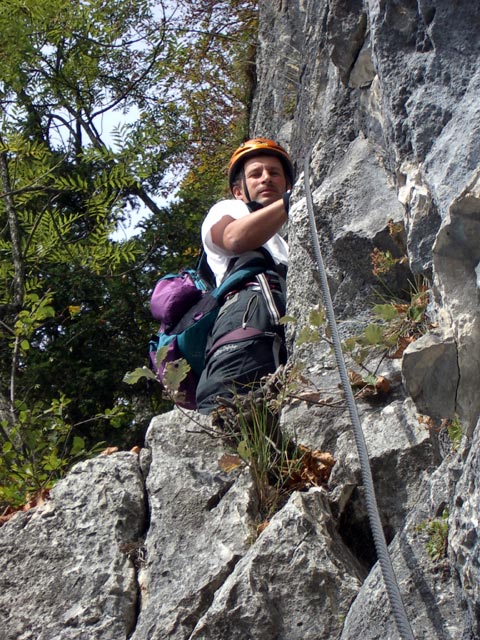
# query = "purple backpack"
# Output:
<box><xmin>149</xmin><ymin>268</ymin><xmax>213</xmax><ymax>409</ymax></box>
<box><xmin>148</xmin><ymin>255</ymin><xmax>272</xmax><ymax>409</ymax></box>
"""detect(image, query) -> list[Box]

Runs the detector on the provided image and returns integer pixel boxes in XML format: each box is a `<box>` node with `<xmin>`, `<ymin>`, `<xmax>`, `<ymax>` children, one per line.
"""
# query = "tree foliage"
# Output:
<box><xmin>0</xmin><ymin>0</ymin><xmax>257</xmax><ymax>507</ymax></box>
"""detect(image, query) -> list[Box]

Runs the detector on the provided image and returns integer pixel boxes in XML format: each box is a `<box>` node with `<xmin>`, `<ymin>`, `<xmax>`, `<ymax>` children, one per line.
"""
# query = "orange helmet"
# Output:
<box><xmin>228</xmin><ymin>137</ymin><xmax>294</xmax><ymax>191</ymax></box>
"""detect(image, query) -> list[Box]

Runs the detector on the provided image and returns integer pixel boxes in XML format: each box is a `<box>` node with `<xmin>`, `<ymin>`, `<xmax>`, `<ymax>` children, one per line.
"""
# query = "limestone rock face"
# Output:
<box><xmin>432</xmin><ymin>174</ymin><xmax>480</xmax><ymax>431</ymax></box>
<box><xmin>1</xmin><ymin>1</ymin><xmax>480</xmax><ymax>639</ymax></box>
<box><xmin>190</xmin><ymin>489</ymin><xmax>364</xmax><ymax>640</ymax></box>
<box><xmin>340</xmin><ymin>457</ymin><xmax>468</xmax><ymax>640</ymax></box>
<box><xmin>0</xmin><ymin>453</ymin><xmax>146</xmax><ymax>640</ymax></box>
<box><xmin>401</xmin><ymin>332</ymin><xmax>459</xmax><ymax>419</ymax></box>
<box><xmin>130</xmin><ymin>411</ymin><xmax>255</xmax><ymax>640</ymax></box>
<box><xmin>449</xmin><ymin>418</ymin><xmax>480</xmax><ymax>639</ymax></box>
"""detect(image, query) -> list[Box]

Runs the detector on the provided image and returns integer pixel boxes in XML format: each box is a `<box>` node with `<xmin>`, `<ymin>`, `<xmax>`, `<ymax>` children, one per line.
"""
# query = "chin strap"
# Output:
<box><xmin>242</xmin><ymin>173</ymin><xmax>252</xmax><ymax>203</ymax></box>
<box><xmin>247</xmin><ymin>200</ymin><xmax>264</xmax><ymax>212</ymax></box>
<box><xmin>247</xmin><ymin>195</ymin><xmax>290</xmax><ymax>213</ymax></box>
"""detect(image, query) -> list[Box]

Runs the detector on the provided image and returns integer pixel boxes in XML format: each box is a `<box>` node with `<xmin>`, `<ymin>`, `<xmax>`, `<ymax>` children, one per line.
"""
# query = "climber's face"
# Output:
<box><xmin>233</xmin><ymin>155</ymin><xmax>288</xmax><ymax>206</ymax></box>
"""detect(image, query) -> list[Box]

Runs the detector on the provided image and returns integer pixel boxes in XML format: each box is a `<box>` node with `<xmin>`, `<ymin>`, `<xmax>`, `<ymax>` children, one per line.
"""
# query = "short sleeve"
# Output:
<box><xmin>201</xmin><ymin>200</ymin><xmax>250</xmax><ymax>257</ymax></box>
<box><xmin>201</xmin><ymin>199</ymin><xmax>288</xmax><ymax>286</ymax></box>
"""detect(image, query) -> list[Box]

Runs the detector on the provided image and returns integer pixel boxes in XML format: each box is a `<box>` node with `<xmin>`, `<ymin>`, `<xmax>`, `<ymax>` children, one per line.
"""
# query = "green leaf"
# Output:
<box><xmin>308</xmin><ymin>307</ymin><xmax>325</xmax><ymax>327</ymax></box>
<box><xmin>279</xmin><ymin>315</ymin><xmax>297</xmax><ymax>325</ymax></box>
<box><xmin>123</xmin><ymin>367</ymin><xmax>157</xmax><ymax>384</ymax></box>
<box><xmin>408</xmin><ymin>306</ymin><xmax>424</xmax><ymax>322</ymax></box>
<box><xmin>154</xmin><ymin>345</ymin><xmax>170</xmax><ymax>369</ymax></box>
<box><xmin>342</xmin><ymin>336</ymin><xmax>357</xmax><ymax>352</ymax></box>
<box><xmin>363</xmin><ymin>324</ymin><xmax>385</xmax><ymax>345</ymax></box>
<box><xmin>2</xmin><ymin>441</ymin><xmax>13</xmax><ymax>453</ymax></box>
<box><xmin>384</xmin><ymin>332</ymin><xmax>400</xmax><ymax>347</ymax></box>
<box><xmin>237</xmin><ymin>440</ymin><xmax>252</xmax><ymax>461</ymax></box>
<box><xmin>296</xmin><ymin>326</ymin><xmax>320</xmax><ymax>346</ymax></box>
<box><xmin>42</xmin><ymin>451</ymin><xmax>63</xmax><ymax>471</ymax></box>
<box><xmin>373</xmin><ymin>304</ymin><xmax>398</xmax><ymax>321</ymax></box>
<box><xmin>70</xmin><ymin>436</ymin><xmax>85</xmax><ymax>455</ymax></box>
<box><xmin>35</xmin><ymin>305</ymin><xmax>55</xmax><ymax>321</ymax></box>
<box><xmin>163</xmin><ymin>358</ymin><xmax>190</xmax><ymax>392</ymax></box>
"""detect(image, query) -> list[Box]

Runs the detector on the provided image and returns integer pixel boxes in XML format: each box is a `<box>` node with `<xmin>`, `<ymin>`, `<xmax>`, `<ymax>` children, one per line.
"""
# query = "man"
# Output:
<box><xmin>196</xmin><ymin>138</ymin><xmax>294</xmax><ymax>413</ymax></box>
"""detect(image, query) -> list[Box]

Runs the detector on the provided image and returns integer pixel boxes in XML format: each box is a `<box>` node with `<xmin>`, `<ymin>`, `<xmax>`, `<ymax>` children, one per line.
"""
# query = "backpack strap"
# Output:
<box><xmin>223</xmin><ymin>246</ymin><xmax>278</xmax><ymax>280</ymax></box>
<box><xmin>213</xmin><ymin>248</ymin><xmax>286</xmax><ymax>318</ymax></box>
<box><xmin>195</xmin><ymin>250</ymin><xmax>216</xmax><ymax>290</ymax></box>
<box><xmin>256</xmin><ymin>272</ymin><xmax>282</xmax><ymax>324</ymax></box>
<box><xmin>212</xmin><ymin>262</ymin><xmax>266</xmax><ymax>300</ymax></box>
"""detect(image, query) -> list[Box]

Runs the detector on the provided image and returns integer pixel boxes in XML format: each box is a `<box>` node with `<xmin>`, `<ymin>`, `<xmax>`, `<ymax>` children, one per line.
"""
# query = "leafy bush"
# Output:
<box><xmin>0</xmin><ymin>394</ymin><xmax>117</xmax><ymax>509</ymax></box>
<box><xmin>343</xmin><ymin>277</ymin><xmax>431</xmax><ymax>362</ymax></box>
<box><xmin>211</xmin><ymin>371</ymin><xmax>335</xmax><ymax>531</ymax></box>
<box><xmin>415</xmin><ymin>509</ymin><xmax>449</xmax><ymax>561</ymax></box>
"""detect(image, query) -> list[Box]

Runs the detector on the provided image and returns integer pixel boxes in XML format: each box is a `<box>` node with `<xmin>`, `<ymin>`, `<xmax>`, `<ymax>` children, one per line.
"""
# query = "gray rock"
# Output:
<box><xmin>330</xmin><ymin>398</ymin><xmax>434</xmax><ymax>541</ymax></box>
<box><xmin>3</xmin><ymin>1</ymin><xmax>480</xmax><ymax>639</ymax></box>
<box><xmin>349</xmin><ymin>36</ymin><xmax>376</xmax><ymax>89</ymax></box>
<box><xmin>340</xmin><ymin>457</ymin><xmax>469</xmax><ymax>640</ymax></box>
<box><xmin>401</xmin><ymin>332</ymin><xmax>459</xmax><ymax>419</ymax></box>
<box><xmin>327</xmin><ymin>0</ymin><xmax>367</xmax><ymax>87</ymax></box>
<box><xmin>190</xmin><ymin>489</ymin><xmax>365</xmax><ymax>640</ymax></box>
<box><xmin>450</xmin><ymin>419</ymin><xmax>480</xmax><ymax>638</ymax></box>
<box><xmin>397</xmin><ymin>161</ymin><xmax>441</xmax><ymax>275</ymax></box>
<box><xmin>253</xmin><ymin>1</ymin><xmax>480</xmax><ymax>637</ymax></box>
<box><xmin>130</xmin><ymin>410</ymin><xmax>256</xmax><ymax>640</ymax></box>
<box><xmin>0</xmin><ymin>453</ymin><xmax>145</xmax><ymax>640</ymax></box>
<box><xmin>288</xmin><ymin>135</ymin><xmax>408</xmax><ymax>324</ymax></box>
<box><xmin>433</xmin><ymin>173</ymin><xmax>480</xmax><ymax>430</ymax></box>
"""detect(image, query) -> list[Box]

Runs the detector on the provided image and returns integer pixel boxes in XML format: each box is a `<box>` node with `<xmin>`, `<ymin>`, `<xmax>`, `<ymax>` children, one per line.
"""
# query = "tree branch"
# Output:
<box><xmin>0</xmin><ymin>140</ymin><xmax>24</xmax><ymax>308</ymax></box>
<box><xmin>0</xmin><ymin>143</ymin><xmax>23</xmax><ymax>428</ymax></box>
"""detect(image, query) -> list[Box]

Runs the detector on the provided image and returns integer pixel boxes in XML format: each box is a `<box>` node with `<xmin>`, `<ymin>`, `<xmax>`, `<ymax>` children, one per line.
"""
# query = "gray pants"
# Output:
<box><xmin>196</xmin><ymin>283</ymin><xmax>286</xmax><ymax>414</ymax></box>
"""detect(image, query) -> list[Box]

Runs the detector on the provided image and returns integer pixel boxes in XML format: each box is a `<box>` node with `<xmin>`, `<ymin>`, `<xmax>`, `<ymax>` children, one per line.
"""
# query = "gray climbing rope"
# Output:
<box><xmin>303</xmin><ymin>153</ymin><xmax>414</xmax><ymax>640</ymax></box>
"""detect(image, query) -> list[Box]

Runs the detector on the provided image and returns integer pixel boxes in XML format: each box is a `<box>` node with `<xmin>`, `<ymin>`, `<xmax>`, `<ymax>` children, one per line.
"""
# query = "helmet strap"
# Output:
<box><xmin>241</xmin><ymin>171</ymin><xmax>264</xmax><ymax>211</ymax></box>
<box><xmin>242</xmin><ymin>172</ymin><xmax>252</xmax><ymax>203</ymax></box>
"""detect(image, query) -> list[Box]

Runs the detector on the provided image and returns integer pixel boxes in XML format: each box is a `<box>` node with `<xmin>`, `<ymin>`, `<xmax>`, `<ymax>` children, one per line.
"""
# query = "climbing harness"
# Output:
<box><xmin>303</xmin><ymin>153</ymin><xmax>415</xmax><ymax>640</ymax></box>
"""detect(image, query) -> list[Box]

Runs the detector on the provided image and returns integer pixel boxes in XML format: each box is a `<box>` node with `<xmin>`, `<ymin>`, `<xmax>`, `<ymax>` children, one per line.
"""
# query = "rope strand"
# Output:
<box><xmin>303</xmin><ymin>153</ymin><xmax>414</xmax><ymax>640</ymax></box>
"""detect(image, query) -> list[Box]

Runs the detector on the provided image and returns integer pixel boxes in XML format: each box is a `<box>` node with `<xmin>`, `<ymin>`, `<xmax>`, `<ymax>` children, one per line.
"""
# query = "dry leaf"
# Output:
<box><xmin>0</xmin><ymin>509</ymin><xmax>17</xmax><ymax>526</ymax></box>
<box><xmin>417</xmin><ymin>414</ymin><xmax>436</xmax><ymax>429</ymax></box>
<box><xmin>393</xmin><ymin>303</ymin><xmax>409</xmax><ymax>314</ymax></box>
<box><xmin>313</xmin><ymin>451</ymin><xmax>336</xmax><ymax>467</ymax></box>
<box><xmin>348</xmin><ymin>369</ymin><xmax>365</xmax><ymax>388</ymax></box>
<box><xmin>0</xmin><ymin>489</ymin><xmax>50</xmax><ymax>527</ymax></box>
<box><xmin>375</xmin><ymin>376</ymin><xmax>391</xmax><ymax>395</ymax></box>
<box><xmin>130</xmin><ymin>446</ymin><xmax>141</xmax><ymax>455</ymax></box>
<box><xmin>100</xmin><ymin>446</ymin><xmax>119</xmax><ymax>456</ymax></box>
<box><xmin>284</xmin><ymin>445</ymin><xmax>336</xmax><ymax>491</ymax></box>
<box><xmin>294</xmin><ymin>390</ymin><xmax>323</xmax><ymax>403</ymax></box>
<box><xmin>23</xmin><ymin>488</ymin><xmax>50</xmax><ymax>511</ymax></box>
<box><xmin>218</xmin><ymin>453</ymin><xmax>243</xmax><ymax>472</ymax></box>
<box><xmin>257</xmin><ymin>521</ymin><xmax>270</xmax><ymax>535</ymax></box>
<box><xmin>348</xmin><ymin>369</ymin><xmax>391</xmax><ymax>398</ymax></box>
<box><xmin>389</xmin><ymin>335</ymin><xmax>415</xmax><ymax>359</ymax></box>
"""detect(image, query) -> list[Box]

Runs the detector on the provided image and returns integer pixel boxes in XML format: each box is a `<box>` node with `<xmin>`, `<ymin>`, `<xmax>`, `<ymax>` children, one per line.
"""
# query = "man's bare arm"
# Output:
<box><xmin>210</xmin><ymin>199</ymin><xmax>287</xmax><ymax>254</ymax></box>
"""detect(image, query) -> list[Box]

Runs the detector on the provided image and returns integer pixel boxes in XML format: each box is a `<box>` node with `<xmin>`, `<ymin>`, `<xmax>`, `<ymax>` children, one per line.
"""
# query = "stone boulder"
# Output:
<box><xmin>0</xmin><ymin>453</ymin><xmax>145</xmax><ymax>640</ymax></box>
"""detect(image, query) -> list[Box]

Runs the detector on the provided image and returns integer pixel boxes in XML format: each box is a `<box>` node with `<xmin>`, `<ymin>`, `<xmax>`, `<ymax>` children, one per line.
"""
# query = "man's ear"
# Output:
<box><xmin>232</xmin><ymin>184</ymin><xmax>244</xmax><ymax>200</ymax></box>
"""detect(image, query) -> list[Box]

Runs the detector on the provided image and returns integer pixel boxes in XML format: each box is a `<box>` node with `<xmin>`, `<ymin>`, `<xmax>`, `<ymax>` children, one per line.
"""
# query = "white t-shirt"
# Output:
<box><xmin>201</xmin><ymin>199</ymin><xmax>289</xmax><ymax>285</ymax></box>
